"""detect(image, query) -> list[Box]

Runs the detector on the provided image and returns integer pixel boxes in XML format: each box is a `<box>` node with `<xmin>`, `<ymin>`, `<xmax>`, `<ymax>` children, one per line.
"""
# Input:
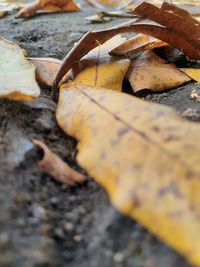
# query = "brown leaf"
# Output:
<box><xmin>33</xmin><ymin>139</ymin><xmax>86</xmax><ymax>185</ymax></box>
<box><xmin>29</xmin><ymin>57</ymin><xmax>62</xmax><ymax>88</ymax></box>
<box><xmin>126</xmin><ymin>50</ymin><xmax>191</xmax><ymax>92</ymax></box>
<box><xmin>110</xmin><ymin>33</ymin><xmax>167</xmax><ymax>58</ymax></box>
<box><xmin>17</xmin><ymin>0</ymin><xmax>80</xmax><ymax>18</ymax></box>
<box><xmin>53</xmin><ymin>2</ymin><xmax>200</xmax><ymax>90</ymax></box>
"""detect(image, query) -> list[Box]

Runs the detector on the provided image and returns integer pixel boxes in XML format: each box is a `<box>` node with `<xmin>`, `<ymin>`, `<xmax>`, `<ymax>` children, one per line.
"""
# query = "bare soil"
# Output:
<box><xmin>0</xmin><ymin>1</ymin><xmax>200</xmax><ymax>267</ymax></box>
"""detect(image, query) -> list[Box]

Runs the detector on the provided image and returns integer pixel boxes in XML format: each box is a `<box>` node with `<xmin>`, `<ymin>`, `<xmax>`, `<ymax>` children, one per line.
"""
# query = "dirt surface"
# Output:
<box><xmin>0</xmin><ymin>1</ymin><xmax>200</xmax><ymax>267</ymax></box>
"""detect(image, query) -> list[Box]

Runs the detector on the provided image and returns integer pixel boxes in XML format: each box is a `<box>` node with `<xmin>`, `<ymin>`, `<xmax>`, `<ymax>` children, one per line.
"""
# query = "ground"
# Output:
<box><xmin>0</xmin><ymin>1</ymin><xmax>200</xmax><ymax>267</ymax></box>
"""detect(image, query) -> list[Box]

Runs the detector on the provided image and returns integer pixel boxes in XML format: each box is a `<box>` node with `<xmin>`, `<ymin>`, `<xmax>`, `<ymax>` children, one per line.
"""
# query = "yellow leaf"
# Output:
<box><xmin>17</xmin><ymin>0</ymin><xmax>79</xmax><ymax>18</ymax></box>
<box><xmin>180</xmin><ymin>68</ymin><xmax>200</xmax><ymax>83</ymax></box>
<box><xmin>126</xmin><ymin>50</ymin><xmax>191</xmax><ymax>92</ymax></box>
<box><xmin>0</xmin><ymin>38</ymin><xmax>40</xmax><ymax>101</ymax></box>
<box><xmin>57</xmin><ymin>85</ymin><xmax>200</xmax><ymax>267</ymax></box>
<box><xmin>62</xmin><ymin>36</ymin><xmax>130</xmax><ymax>92</ymax></box>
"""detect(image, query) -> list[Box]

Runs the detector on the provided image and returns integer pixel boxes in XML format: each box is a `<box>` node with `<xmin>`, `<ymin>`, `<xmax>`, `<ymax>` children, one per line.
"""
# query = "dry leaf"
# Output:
<box><xmin>0</xmin><ymin>38</ymin><xmax>40</xmax><ymax>101</ymax></box>
<box><xmin>180</xmin><ymin>68</ymin><xmax>200</xmax><ymax>83</ymax></box>
<box><xmin>126</xmin><ymin>50</ymin><xmax>191</xmax><ymax>92</ymax></box>
<box><xmin>190</xmin><ymin>89</ymin><xmax>200</xmax><ymax>102</ymax></box>
<box><xmin>17</xmin><ymin>0</ymin><xmax>80</xmax><ymax>18</ymax></box>
<box><xmin>57</xmin><ymin>85</ymin><xmax>200</xmax><ymax>266</ymax></box>
<box><xmin>0</xmin><ymin>0</ymin><xmax>23</xmax><ymax>18</ymax></box>
<box><xmin>28</xmin><ymin>57</ymin><xmax>62</xmax><ymax>88</ymax></box>
<box><xmin>33</xmin><ymin>139</ymin><xmax>86</xmax><ymax>185</ymax></box>
<box><xmin>110</xmin><ymin>33</ymin><xmax>167</xmax><ymax>58</ymax></box>
<box><xmin>86</xmin><ymin>11</ymin><xmax>133</xmax><ymax>23</ymax></box>
<box><xmin>86</xmin><ymin>13</ymin><xmax>111</xmax><ymax>23</ymax></box>
<box><xmin>53</xmin><ymin>2</ymin><xmax>200</xmax><ymax>89</ymax></box>
<box><xmin>62</xmin><ymin>36</ymin><xmax>130</xmax><ymax>91</ymax></box>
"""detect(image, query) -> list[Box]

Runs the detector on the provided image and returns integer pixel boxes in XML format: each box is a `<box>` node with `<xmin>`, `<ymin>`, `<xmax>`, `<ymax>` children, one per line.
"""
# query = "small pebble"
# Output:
<box><xmin>73</xmin><ymin>235</ymin><xmax>82</xmax><ymax>242</ymax></box>
<box><xmin>64</xmin><ymin>222</ymin><xmax>75</xmax><ymax>232</ymax></box>
<box><xmin>113</xmin><ymin>252</ymin><xmax>124</xmax><ymax>263</ymax></box>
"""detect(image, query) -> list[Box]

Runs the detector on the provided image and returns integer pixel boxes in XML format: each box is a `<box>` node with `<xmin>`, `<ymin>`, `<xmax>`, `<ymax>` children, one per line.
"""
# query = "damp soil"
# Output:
<box><xmin>0</xmin><ymin>2</ymin><xmax>200</xmax><ymax>267</ymax></box>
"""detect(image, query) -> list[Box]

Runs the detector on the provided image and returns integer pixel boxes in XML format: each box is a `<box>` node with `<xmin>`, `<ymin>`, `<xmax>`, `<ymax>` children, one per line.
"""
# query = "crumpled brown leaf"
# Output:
<box><xmin>33</xmin><ymin>139</ymin><xmax>86</xmax><ymax>186</ymax></box>
<box><xmin>17</xmin><ymin>0</ymin><xmax>80</xmax><ymax>18</ymax></box>
<box><xmin>110</xmin><ymin>33</ymin><xmax>167</xmax><ymax>58</ymax></box>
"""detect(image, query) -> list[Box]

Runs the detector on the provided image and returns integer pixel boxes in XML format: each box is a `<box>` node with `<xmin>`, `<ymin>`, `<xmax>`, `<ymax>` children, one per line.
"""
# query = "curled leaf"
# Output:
<box><xmin>33</xmin><ymin>139</ymin><xmax>86</xmax><ymax>186</ymax></box>
<box><xmin>0</xmin><ymin>38</ymin><xmax>40</xmax><ymax>101</ymax></box>
<box><xmin>29</xmin><ymin>57</ymin><xmax>62</xmax><ymax>88</ymax></box>
<box><xmin>57</xmin><ymin>84</ymin><xmax>200</xmax><ymax>266</ymax></box>
<box><xmin>110</xmin><ymin>33</ymin><xmax>167</xmax><ymax>58</ymax></box>
<box><xmin>17</xmin><ymin>0</ymin><xmax>80</xmax><ymax>18</ymax></box>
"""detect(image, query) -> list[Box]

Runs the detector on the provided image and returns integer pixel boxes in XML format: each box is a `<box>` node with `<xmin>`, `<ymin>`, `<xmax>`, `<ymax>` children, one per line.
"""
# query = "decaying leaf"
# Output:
<box><xmin>190</xmin><ymin>89</ymin><xmax>200</xmax><ymax>102</ymax></box>
<box><xmin>63</xmin><ymin>36</ymin><xmax>130</xmax><ymax>91</ymax></box>
<box><xmin>110</xmin><ymin>33</ymin><xmax>167</xmax><ymax>58</ymax></box>
<box><xmin>180</xmin><ymin>68</ymin><xmax>200</xmax><ymax>83</ymax></box>
<box><xmin>53</xmin><ymin>2</ymin><xmax>200</xmax><ymax>89</ymax></box>
<box><xmin>0</xmin><ymin>38</ymin><xmax>40</xmax><ymax>100</ymax></box>
<box><xmin>126</xmin><ymin>50</ymin><xmax>191</xmax><ymax>92</ymax></box>
<box><xmin>86</xmin><ymin>13</ymin><xmax>111</xmax><ymax>23</ymax></box>
<box><xmin>33</xmin><ymin>139</ymin><xmax>86</xmax><ymax>185</ymax></box>
<box><xmin>0</xmin><ymin>0</ymin><xmax>23</xmax><ymax>18</ymax></box>
<box><xmin>57</xmin><ymin>85</ymin><xmax>200</xmax><ymax>266</ymax></box>
<box><xmin>86</xmin><ymin>11</ymin><xmax>133</xmax><ymax>23</ymax></box>
<box><xmin>29</xmin><ymin>57</ymin><xmax>62</xmax><ymax>88</ymax></box>
<box><xmin>17</xmin><ymin>0</ymin><xmax>80</xmax><ymax>18</ymax></box>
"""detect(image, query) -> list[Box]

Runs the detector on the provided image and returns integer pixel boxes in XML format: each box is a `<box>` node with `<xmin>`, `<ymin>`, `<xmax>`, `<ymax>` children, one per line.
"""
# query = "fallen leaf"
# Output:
<box><xmin>17</xmin><ymin>0</ymin><xmax>80</xmax><ymax>18</ymax></box>
<box><xmin>86</xmin><ymin>13</ymin><xmax>111</xmax><ymax>23</ymax></box>
<box><xmin>33</xmin><ymin>139</ymin><xmax>86</xmax><ymax>185</ymax></box>
<box><xmin>86</xmin><ymin>11</ymin><xmax>133</xmax><ymax>23</ymax></box>
<box><xmin>28</xmin><ymin>57</ymin><xmax>62</xmax><ymax>88</ymax></box>
<box><xmin>53</xmin><ymin>2</ymin><xmax>200</xmax><ymax>89</ymax></box>
<box><xmin>62</xmin><ymin>36</ymin><xmax>130</xmax><ymax>91</ymax></box>
<box><xmin>0</xmin><ymin>0</ymin><xmax>23</xmax><ymax>18</ymax></box>
<box><xmin>0</xmin><ymin>38</ymin><xmax>40</xmax><ymax>100</ymax></box>
<box><xmin>110</xmin><ymin>33</ymin><xmax>167</xmax><ymax>58</ymax></box>
<box><xmin>57</xmin><ymin>85</ymin><xmax>200</xmax><ymax>266</ymax></box>
<box><xmin>180</xmin><ymin>68</ymin><xmax>200</xmax><ymax>83</ymax></box>
<box><xmin>190</xmin><ymin>89</ymin><xmax>200</xmax><ymax>102</ymax></box>
<box><xmin>126</xmin><ymin>50</ymin><xmax>191</xmax><ymax>92</ymax></box>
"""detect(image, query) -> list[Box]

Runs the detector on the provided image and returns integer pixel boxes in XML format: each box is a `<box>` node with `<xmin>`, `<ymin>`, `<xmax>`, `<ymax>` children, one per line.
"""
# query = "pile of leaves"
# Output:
<box><xmin>1</xmin><ymin>1</ymin><xmax>200</xmax><ymax>266</ymax></box>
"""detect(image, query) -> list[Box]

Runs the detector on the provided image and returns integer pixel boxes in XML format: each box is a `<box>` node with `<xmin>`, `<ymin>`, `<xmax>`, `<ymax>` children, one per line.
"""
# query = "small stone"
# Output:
<box><xmin>40</xmin><ymin>224</ymin><xmax>52</xmax><ymax>235</ymax></box>
<box><xmin>0</xmin><ymin>233</ymin><xmax>9</xmax><ymax>249</ymax></box>
<box><xmin>73</xmin><ymin>235</ymin><xmax>82</xmax><ymax>242</ymax></box>
<box><xmin>64</xmin><ymin>222</ymin><xmax>74</xmax><ymax>232</ymax></box>
<box><xmin>78</xmin><ymin>206</ymin><xmax>87</xmax><ymax>214</ymax></box>
<box><xmin>113</xmin><ymin>252</ymin><xmax>124</xmax><ymax>263</ymax></box>
<box><xmin>50</xmin><ymin>197</ymin><xmax>59</xmax><ymax>205</ymax></box>
<box><xmin>55</xmin><ymin>228</ymin><xmax>65</xmax><ymax>239</ymax></box>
